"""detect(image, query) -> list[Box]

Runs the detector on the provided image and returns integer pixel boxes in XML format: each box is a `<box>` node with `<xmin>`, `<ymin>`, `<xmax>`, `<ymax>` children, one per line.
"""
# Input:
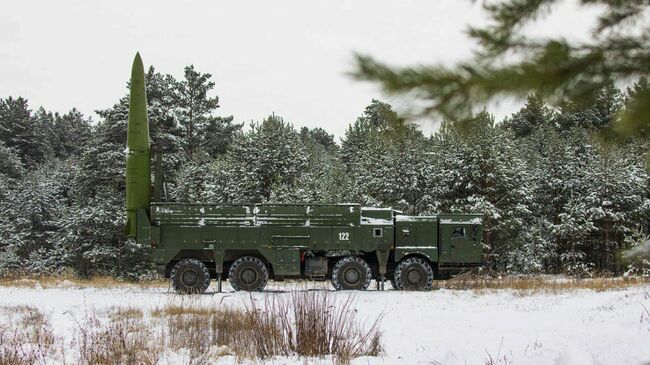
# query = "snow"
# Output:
<box><xmin>440</xmin><ymin>217</ymin><xmax>482</xmax><ymax>225</ymax></box>
<box><xmin>0</xmin><ymin>282</ymin><xmax>648</xmax><ymax>364</ymax></box>
<box><xmin>395</xmin><ymin>215</ymin><xmax>437</xmax><ymax>222</ymax></box>
<box><xmin>154</xmin><ymin>206</ymin><xmax>175</xmax><ymax>214</ymax></box>
<box><xmin>360</xmin><ymin>217</ymin><xmax>392</xmax><ymax>225</ymax></box>
<box><xmin>396</xmin><ymin>246</ymin><xmax>437</xmax><ymax>249</ymax></box>
<box><xmin>469</xmin><ymin>217</ymin><xmax>482</xmax><ymax>224</ymax></box>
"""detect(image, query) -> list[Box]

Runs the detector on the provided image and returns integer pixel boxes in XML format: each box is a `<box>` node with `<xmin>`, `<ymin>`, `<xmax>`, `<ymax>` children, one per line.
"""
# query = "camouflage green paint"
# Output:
<box><xmin>125</xmin><ymin>53</ymin><xmax>151</xmax><ymax>237</ymax></box>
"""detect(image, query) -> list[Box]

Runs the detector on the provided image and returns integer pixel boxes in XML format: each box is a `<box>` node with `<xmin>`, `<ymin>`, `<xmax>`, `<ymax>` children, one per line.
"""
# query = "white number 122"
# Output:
<box><xmin>338</xmin><ymin>232</ymin><xmax>349</xmax><ymax>241</ymax></box>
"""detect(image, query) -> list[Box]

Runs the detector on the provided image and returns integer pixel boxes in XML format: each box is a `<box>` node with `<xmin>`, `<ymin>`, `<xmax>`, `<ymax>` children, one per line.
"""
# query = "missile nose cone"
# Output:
<box><xmin>132</xmin><ymin>52</ymin><xmax>144</xmax><ymax>76</ymax></box>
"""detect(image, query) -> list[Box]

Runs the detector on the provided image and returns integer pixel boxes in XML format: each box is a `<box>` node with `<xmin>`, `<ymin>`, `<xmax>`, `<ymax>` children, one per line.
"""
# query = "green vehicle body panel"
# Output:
<box><xmin>138</xmin><ymin>202</ymin><xmax>483</xmax><ymax>278</ymax></box>
<box><xmin>125</xmin><ymin>53</ymin><xmax>483</xmax><ymax>282</ymax></box>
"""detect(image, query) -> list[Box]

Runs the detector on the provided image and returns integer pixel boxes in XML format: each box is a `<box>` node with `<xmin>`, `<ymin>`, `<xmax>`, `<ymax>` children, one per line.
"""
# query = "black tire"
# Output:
<box><xmin>394</xmin><ymin>257</ymin><xmax>434</xmax><ymax>291</ymax></box>
<box><xmin>228</xmin><ymin>256</ymin><xmax>269</xmax><ymax>292</ymax></box>
<box><xmin>170</xmin><ymin>258</ymin><xmax>211</xmax><ymax>294</ymax></box>
<box><xmin>331</xmin><ymin>256</ymin><xmax>372</xmax><ymax>290</ymax></box>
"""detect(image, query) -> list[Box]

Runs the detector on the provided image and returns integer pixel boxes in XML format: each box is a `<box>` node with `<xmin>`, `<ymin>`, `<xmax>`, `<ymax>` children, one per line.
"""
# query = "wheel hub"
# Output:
<box><xmin>406</xmin><ymin>269</ymin><xmax>422</xmax><ymax>285</ymax></box>
<box><xmin>241</xmin><ymin>268</ymin><xmax>257</xmax><ymax>284</ymax></box>
<box><xmin>182</xmin><ymin>270</ymin><xmax>198</xmax><ymax>286</ymax></box>
<box><xmin>344</xmin><ymin>268</ymin><xmax>360</xmax><ymax>284</ymax></box>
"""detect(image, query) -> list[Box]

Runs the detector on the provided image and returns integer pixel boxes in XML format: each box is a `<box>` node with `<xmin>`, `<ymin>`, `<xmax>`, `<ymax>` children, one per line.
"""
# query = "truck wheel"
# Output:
<box><xmin>331</xmin><ymin>256</ymin><xmax>372</xmax><ymax>290</ymax></box>
<box><xmin>394</xmin><ymin>257</ymin><xmax>434</xmax><ymax>291</ymax></box>
<box><xmin>228</xmin><ymin>256</ymin><xmax>269</xmax><ymax>292</ymax></box>
<box><xmin>170</xmin><ymin>258</ymin><xmax>211</xmax><ymax>294</ymax></box>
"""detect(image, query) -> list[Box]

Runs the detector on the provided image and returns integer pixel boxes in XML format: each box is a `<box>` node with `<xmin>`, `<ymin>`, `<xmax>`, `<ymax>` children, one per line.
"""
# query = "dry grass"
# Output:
<box><xmin>275</xmin><ymin>291</ymin><xmax>383</xmax><ymax>361</ymax></box>
<box><xmin>241</xmin><ymin>291</ymin><xmax>384</xmax><ymax>362</ymax></box>
<box><xmin>106</xmin><ymin>307</ymin><xmax>144</xmax><ymax>321</ymax></box>
<box><xmin>154</xmin><ymin>291</ymin><xmax>384</xmax><ymax>363</ymax></box>
<box><xmin>435</xmin><ymin>274</ymin><xmax>650</xmax><ymax>295</ymax></box>
<box><xmin>71</xmin><ymin>306</ymin><xmax>160</xmax><ymax>365</ymax></box>
<box><xmin>0</xmin><ymin>273</ymin><xmax>166</xmax><ymax>289</ymax></box>
<box><xmin>63</xmin><ymin>291</ymin><xmax>384</xmax><ymax>364</ymax></box>
<box><xmin>151</xmin><ymin>304</ymin><xmax>222</xmax><ymax>318</ymax></box>
<box><xmin>0</xmin><ymin>305</ymin><xmax>57</xmax><ymax>364</ymax></box>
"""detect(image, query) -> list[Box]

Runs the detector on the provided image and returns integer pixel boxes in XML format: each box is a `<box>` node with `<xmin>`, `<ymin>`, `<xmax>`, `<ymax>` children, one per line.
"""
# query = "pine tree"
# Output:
<box><xmin>0</xmin><ymin>161</ymin><xmax>73</xmax><ymax>273</ymax></box>
<box><xmin>341</xmin><ymin>99</ymin><xmax>400</xmax><ymax>168</ymax></box>
<box><xmin>270</xmin><ymin>127</ymin><xmax>345</xmax><ymax>203</ymax></box>
<box><xmin>579</xmin><ymin>142</ymin><xmax>650</xmax><ymax>272</ymax></box>
<box><xmin>553</xmin><ymin>82</ymin><xmax>625</xmax><ymax>131</ymax></box>
<box><xmin>52</xmin><ymin>189</ymin><xmax>127</xmax><ymax>277</ymax></box>
<box><xmin>428</xmin><ymin>111</ymin><xmax>533</xmax><ymax>270</ymax></box>
<box><xmin>202</xmin><ymin>115</ymin><xmax>242</xmax><ymax>157</ymax></box>
<box><xmin>175</xmin><ymin>65</ymin><xmax>227</xmax><ymax>156</ymax></box>
<box><xmin>0</xmin><ymin>142</ymin><xmax>25</xmax><ymax>273</ymax></box>
<box><xmin>300</xmin><ymin>127</ymin><xmax>338</xmax><ymax>152</ymax></box>
<box><xmin>518</xmin><ymin>126</ymin><xmax>594</xmax><ymax>272</ymax></box>
<box><xmin>0</xmin><ymin>97</ymin><xmax>52</xmax><ymax>167</ymax></box>
<box><xmin>0</xmin><ymin>141</ymin><xmax>24</xmax><ymax>180</ymax></box>
<box><xmin>352</xmin><ymin>125</ymin><xmax>429</xmax><ymax>213</ymax></box>
<box><xmin>341</xmin><ymin>117</ymin><xmax>373</xmax><ymax>169</ymax></box>
<box><xmin>224</xmin><ymin>115</ymin><xmax>308</xmax><ymax>203</ymax></box>
<box><xmin>52</xmin><ymin>109</ymin><xmax>92</xmax><ymax>159</ymax></box>
<box><xmin>503</xmin><ymin>94</ymin><xmax>552</xmax><ymax>138</ymax></box>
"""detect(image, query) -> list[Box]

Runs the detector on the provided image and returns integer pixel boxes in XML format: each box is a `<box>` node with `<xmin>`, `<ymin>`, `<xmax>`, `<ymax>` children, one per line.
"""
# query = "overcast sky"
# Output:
<box><xmin>0</xmin><ymin>0</ymin><xmax>600</xmax><ymax>138</ymax></box>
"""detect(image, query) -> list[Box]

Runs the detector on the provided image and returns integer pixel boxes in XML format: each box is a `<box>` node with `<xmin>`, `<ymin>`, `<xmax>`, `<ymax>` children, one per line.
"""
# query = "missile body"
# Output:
<box><xmin>125</xmin><ymin>52</ymin><xmax>151</xmax><ymax>237</ymax></box>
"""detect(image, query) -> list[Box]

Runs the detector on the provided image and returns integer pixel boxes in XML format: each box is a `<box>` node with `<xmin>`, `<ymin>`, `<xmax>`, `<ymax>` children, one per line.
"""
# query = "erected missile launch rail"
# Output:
<box><xmin>125</xmin><ymin>53</ymin><xmax>484</xmax><ymax>293</ymax></box>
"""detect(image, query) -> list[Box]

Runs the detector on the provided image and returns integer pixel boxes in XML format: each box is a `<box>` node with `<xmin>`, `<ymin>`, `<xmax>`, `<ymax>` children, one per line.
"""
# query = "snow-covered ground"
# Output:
<box><xmin>1</xmin><ymin>281</ymin><xmax>649</xmax><ymax>365</ymax></box>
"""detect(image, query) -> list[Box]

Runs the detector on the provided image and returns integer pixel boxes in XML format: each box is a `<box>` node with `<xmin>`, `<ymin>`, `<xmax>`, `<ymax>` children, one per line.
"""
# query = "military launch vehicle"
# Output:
<box><xmin>125</xmin><ymin>53</ymin><xmax>484</xmax><ymax>293</ymax></box>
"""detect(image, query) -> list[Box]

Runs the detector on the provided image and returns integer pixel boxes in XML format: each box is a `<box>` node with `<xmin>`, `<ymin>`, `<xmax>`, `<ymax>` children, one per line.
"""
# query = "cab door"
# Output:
<box><xmin>439</xmin><ymin>222</ymin><xmax>482</xmax><ymax>263</ymax></box>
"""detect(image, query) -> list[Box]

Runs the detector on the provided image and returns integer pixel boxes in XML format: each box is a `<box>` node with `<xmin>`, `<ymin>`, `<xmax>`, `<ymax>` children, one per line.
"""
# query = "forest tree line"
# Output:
<box><xmin>0</xmin><ymin>65</ymin><xmax>648</xmax><ymax>279</ymax></box>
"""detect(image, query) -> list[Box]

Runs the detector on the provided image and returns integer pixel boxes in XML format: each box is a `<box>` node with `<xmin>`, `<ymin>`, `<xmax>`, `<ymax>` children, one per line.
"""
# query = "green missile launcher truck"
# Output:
<box><xmin>125</xmin><ymin>54</ymin><xmax>484</xmax><ymax>293</ymax></box>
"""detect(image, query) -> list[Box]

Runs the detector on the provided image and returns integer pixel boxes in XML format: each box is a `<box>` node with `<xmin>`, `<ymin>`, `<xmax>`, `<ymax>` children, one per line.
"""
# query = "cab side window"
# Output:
<box><xmin>452</xmin><ymin>227</ymin><xmax>466</xmax><ymax>239</ymax></box>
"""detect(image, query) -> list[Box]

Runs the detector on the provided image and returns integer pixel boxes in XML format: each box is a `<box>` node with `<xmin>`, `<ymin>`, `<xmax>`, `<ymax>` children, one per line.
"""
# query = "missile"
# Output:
<box><xmin>125</xmin><ymin>52</ymin><xmax>151</xmax><ymax>237</ymax></box>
